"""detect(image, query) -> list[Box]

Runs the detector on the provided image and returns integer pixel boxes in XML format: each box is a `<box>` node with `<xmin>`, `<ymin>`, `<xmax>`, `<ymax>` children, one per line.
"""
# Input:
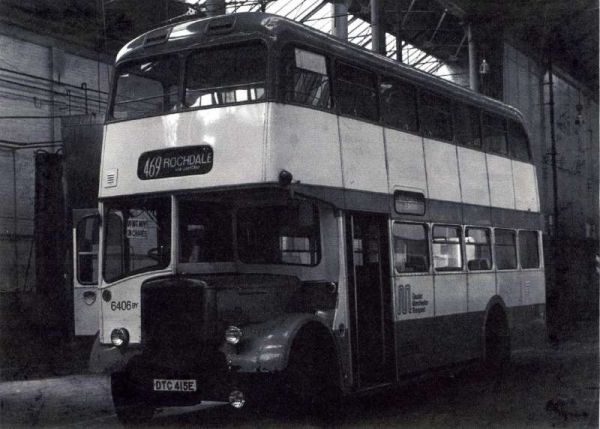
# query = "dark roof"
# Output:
<box><xmin>117</xmin><ymin>12</ymin><xmax>526</xmax><ymax>123</ymax></box>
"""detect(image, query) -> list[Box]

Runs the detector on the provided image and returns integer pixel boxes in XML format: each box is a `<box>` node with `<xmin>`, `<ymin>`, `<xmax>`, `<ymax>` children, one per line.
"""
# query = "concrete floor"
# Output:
<box><xmin>0</xmin><ymin>323</ymin><xmax>597</xmax><ymax>428</ymax></box>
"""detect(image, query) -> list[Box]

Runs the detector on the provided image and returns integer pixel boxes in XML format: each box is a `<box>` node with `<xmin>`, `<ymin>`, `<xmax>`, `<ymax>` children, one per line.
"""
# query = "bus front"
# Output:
<box><xmin>94</xmin><ymin>14</ymin><xmax>344</xmax><ymax>423</ymax></box>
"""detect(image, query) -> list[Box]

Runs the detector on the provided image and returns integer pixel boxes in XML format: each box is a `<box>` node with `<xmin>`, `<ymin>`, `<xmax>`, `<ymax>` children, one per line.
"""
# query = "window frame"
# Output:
<box><xmin>392</xmin><ymin>221</ymin><xmax>430</xmax><ymax>274</ymax></box>
<box><xmin>109</xmin><ymin>53</ymin><xmax>183</xmax><ymax>122</ymax></box>
<box><xmin>517</xmin><ymin>229</ymin><xmax>541</xmax><ymax>270</ymax></box>
<box><xmin>278</xmin><ymin>43</ymin><xmax>333</xmax><ymax>113</ymax></box>
<box><xmin>333</xmin><ymin>59</ymin><xmax>379</xmax><ymax>123</ymax></box>
<box><xmin>431</xmin><ymin>223</ymin><xmax>464</xmax><ymax>272</ymax></box>
<box><xmin>182</xmin><ymin>40</ymin><xmax>269</xmax><ymax>112</ymax></box>
<box><xmin>235</xmin><ymin>203</ymin><xmax>322</xmax><ymax>267</ymax></box>
<box><xmin>464</xmin><ymin>226</ymin><xmax>493</xmax><ymax>271</ymax></box>
<box><xmin>507</xmin><ymin>120</ymin><xmax>532</xmax><ymax>161</ymax></box>
<box><xmin>417</xmin><ymin>89</ymin><xmax>454</xmax><ymax>143</ymax></box>
<box><xmin>102</xmin><ymin>197</ymin><xmax>172</xmax><ymax>284</ymax></box>
<box><xmin>452</xmin><ymin>102</ymin><xmax>482</xmax><ymax>149</ymax></box>
<box><xmin>379</xmin><ymin>76</ymin><xmax>419</xmax><ymax>134</ymax></box>
<box><xmin>482</xmin><ymin>112</ymin><xmax>509</xmax><ymax>155</ymax></box>
<box><xmin>493</xmin><ymin>228</ymin><xmax>518</xmax><ymax>271</ymax></box>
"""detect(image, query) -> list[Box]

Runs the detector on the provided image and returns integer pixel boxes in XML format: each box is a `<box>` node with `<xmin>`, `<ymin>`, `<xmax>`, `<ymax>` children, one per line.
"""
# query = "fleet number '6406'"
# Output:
<box><xmin>110</xmin><ymin>300</ymin><xmax>139</xmax><ymax>311</ymax></box>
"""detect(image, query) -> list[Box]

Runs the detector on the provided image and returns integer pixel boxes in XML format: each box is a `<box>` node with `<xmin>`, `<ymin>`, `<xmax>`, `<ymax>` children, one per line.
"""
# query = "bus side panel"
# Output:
<box><xmin>457</xmin><ymin>147</ymin><xmax>490</xmax><ymax>206</ymax></box>
<box><xmin>487</xmin><ymin>154</ymin><xmax>516</xmax><ymax>210</ymax></box>
<box><xmin>522</xmin><ymin>269</ymin><xmax>545</xmax><ymax>305</ymax></box>
<box><xmin>496</xmin><ymin>270</ymin><xmax>522</xmax><ymax>308</ymax></box>
<box><xmin>432</xmin><ymin>273</ymin><xmax>472</xmax><ymax>365</ymax></box>
<box><xmin>74</xmin><ymin>287</ymin><xmax>100</xmax><ymax>336</ymax></box>
<box><xmin>512</xmin><ymin>161</ymin><xmax>540</xmax><ymax>212</ymax></box>
<box><xmin>266</xmin><ymin>104</ymin><xmax>342</xmax><ymax>188</ymax></box>
<box><xmin>466</xmin><ymin>272</ymin><xmax>495</xmax><ymax>360</ymax></box>
<box><xmin>393</xmin><ymin>275</ymin><xmax>434</xmax><ymax>375</ymax></box>
<box><xmin>423</xmin><ymin>139</ymin><xmax>461</xmax><ymax>203</ymax></box>
<box><xmin>384</xmin><ymin>128</ymin><xmax>427</xmax><ymax>196</ymax></box>
<box><xmin>338</xmin><ymin>118</ymin><xmax>388</xmax><ymax>194</ymax></box>
<box><xmin>467</xmin><ymin>272</ymin><xmax>496</xmax><ymax>312</ymax></box>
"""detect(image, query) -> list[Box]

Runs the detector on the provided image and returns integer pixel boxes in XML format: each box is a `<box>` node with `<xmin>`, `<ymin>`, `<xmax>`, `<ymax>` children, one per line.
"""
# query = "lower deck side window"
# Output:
<box><xmin>432</xmin><ymin>225</ymin><xmax>462</xmax><ymax>271</ymax></box>
<box><xmin>495</xmin><ymin>229</ymin><xmax>517</xmax><ymax>270</ymax></box>
<box><xmin>465</xmin><ymin>227</ymin><xmax>492</xmax><ymax>271</ymax></box>
<box><xmin>392</xmin><ymin>222</ymin><xmax>429</xmax><ymax>273</ymax></box>
<box><xmin>518</xmin><ymin>230</ymin><xmax>540</xmax><ymax>269</ymax></box>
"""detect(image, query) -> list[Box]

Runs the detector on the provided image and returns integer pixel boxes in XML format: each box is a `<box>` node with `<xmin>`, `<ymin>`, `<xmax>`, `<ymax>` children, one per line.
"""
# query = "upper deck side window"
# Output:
<box><xmin>418</xmin><ymin>90</ymin><xmax>453</xmax><ymax>142</ymax></box>
<box><xmin>112</xmin><ymin>56</ymin><xmax>180</xmax><ymax>120</ymax></box>
<box><xmin>380</xmin><ymin>78</ymin><xmax>418</xmax><ymax>132</ymax></box>
<box><xmin>280</xmin><ymin>46</ymin><xmax>332</xmax><ymax>110</ymax></box>
<box><xmin>482</xmin><ymin>112</ymin><xmax>508</xmax><ymax>155</ymax></box>
<box><xmin>507</xmin><ymin>120</ymin><xmax>531</xmax><ymax>161</ymax></box>
<box><xmin>334</xmin><ymin>61</ymin><xmax>378</xmax><ymax>121</ymax></box>
<box><xmin>185</xmin><ymin>43</ymin><xmax>267</xmax><ymax>108</ymax></box>
<box><xmin>453</xmin><ymin>102</ymin><xmax>482</xmax><ymax>148</ymax></box>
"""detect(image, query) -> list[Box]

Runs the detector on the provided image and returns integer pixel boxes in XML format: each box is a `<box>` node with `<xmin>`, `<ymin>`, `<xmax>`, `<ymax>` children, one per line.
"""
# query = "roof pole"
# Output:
<box><xmin>332</xmin><ymin>0</ymin><xmax>348</xmax><ymax>40</ymax></box>
<box><xmin>205</xmin><ymin>0</ymin><xmax>225</xmax><ymax>17</ymax></box>
<box><xmin>371</xmin><ymin>0</ymin><xmax>385</xmax><ymax>55</ymax></box>
<box><xmin>468</xmin><ymin>24</ymin><xmax>478</xmax><ymax>92</ymax></box>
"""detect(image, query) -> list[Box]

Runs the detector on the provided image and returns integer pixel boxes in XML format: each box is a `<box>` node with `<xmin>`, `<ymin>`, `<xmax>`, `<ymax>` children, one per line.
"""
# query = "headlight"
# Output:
<box><xmin>111</xmin><ymin>328</ymin><xmax>130</xmax><ymax>347</ymax></box>
<box><xmin>225</xmin><ymin>326</ymin><xmax>243</xmax><ymax>345</ymax></box>
<box><xmin>83</xmin><ymin>291</ymin><xmax>96</xmax><ymax>306</ymax></box>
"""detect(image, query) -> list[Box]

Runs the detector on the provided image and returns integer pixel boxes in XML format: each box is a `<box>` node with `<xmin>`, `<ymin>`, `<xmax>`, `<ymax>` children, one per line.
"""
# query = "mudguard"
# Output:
<box><xmin>229</xmin><ymin>313</ymin><xmax>334</xmax><ymax>373</ymax></box>
<box><xmin>88</xmin><ymin>333</ymin><xmax>141</xmax><ymax>374</ymax></box>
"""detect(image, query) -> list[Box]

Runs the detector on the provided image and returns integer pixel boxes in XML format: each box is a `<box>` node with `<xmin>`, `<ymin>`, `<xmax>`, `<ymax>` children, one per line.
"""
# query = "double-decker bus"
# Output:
<box><xmin>82</xmin><ymin>12</ymin><xmax>546</xmax><ymax>424</ymax></box>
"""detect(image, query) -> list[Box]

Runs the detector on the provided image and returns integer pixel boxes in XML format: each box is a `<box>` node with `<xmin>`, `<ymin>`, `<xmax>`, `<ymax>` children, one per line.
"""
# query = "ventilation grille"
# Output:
<box><xmin>205</xmin><ymin>16</ymin><xmax>236</xmax><ymax>35</ymax></box>
<box><xmin>144</xmin><ymin>27</ymin><xmax>171</xmax><ymax>47</ymax></box>
<box><xmin>104</xmin><ymin>169</ymin><xmax>118</xmax><ymax>188</ymax></box>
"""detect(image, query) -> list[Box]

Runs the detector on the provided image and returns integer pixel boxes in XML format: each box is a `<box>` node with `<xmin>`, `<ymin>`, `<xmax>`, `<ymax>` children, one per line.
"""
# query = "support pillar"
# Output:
<box><xmin>468</xmin><ymin>24</ymin><xmax>478</xmax><ymax>92</ymax></box>
<box><xmin>332</xmin><ymin>1</ymin><xmax>348</xmax><ymax>40</ymax></box>
<box><xmin>205</xmin><ymin>0</ymin><xmax>225</xmax><ymax>17</ymax></box>
<box><xmin>371</xmin><ymin>0</ymin><xmax>385</xmax><ymax>55</ymax></box>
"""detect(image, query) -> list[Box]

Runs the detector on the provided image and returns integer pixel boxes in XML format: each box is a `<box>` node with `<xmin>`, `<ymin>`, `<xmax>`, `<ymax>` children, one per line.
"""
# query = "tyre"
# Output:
<box><xmin>282</xmin><ymin>327</ymin><xmax>340</xmax><ymax>417</ymax></box>
<box><xmin>111</xmin><ymin>371</ymin><xmax>155</xmax><ymax>426</ymax></box>
<box><xmin>484</xmin><ymin>308</ymin><xmax>511</xmax><ymax>372</ymax></box>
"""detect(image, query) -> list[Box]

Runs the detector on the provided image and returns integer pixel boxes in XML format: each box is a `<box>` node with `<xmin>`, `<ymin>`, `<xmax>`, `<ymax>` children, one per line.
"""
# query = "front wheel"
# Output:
<box><xmin>282</xmin><ymin>331</ymin><xmax>340</xmax><ymax>417</ymax></box>
<box><xmin>111</xmin><ymin>372</ymin><xmax>155</xmax><ymax>426</ymax></box>
<box><xmin>484</xmin><ymin>309</ymin><xmax>511</xmax><ymax>372</ymax></box>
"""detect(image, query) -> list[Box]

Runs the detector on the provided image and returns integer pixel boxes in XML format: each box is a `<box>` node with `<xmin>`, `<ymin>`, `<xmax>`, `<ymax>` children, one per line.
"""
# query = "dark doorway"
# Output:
<box><xmin>346</xmin><ymin>213</ymin><xmax>395</xmax><ymax>387</ymax></box>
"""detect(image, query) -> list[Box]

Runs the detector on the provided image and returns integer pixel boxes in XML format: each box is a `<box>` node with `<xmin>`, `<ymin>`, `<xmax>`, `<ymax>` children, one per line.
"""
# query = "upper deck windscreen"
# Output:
<box><xmin>110</xmin><ymin>42</ymin><xmax>267</xmax><ymax>121</ymax></box>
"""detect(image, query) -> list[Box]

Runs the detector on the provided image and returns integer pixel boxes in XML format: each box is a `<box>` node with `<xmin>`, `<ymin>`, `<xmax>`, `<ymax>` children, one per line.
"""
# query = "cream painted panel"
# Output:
<box><xmin>521</xmin><ymin>270</ymin><xmax>545</xmax><ymax>305</ymax></box>
<box><xmin>100</xmin><ymin>104</ymin><xmax>267</xmax><ymax>198</ymax></box>
<box><xmin>424</xmin><ymin>139</ymin><xmax>461</xmax><ymax>202</ymax></box>
<box><xmin>513</xmin><ymin>161</ymin><xmax>540</xmax><ymax>212</ymax></box>
<box><xmin>487</xmin><ymin>155</ymin><xmax>515</xmax><ymax>209</ymax></box>
<box><xmin>497</xmin><ymin>271</ymin><xmax>521</xmax><ymax>308</ymax></box>
<box><xmin>384</xmin><ymin>129</ymin><xmax>427</xmax><ymax>196</ymax></box>
<box><xmin>467</xmin><ymin>272</ymin><xmax>496</xmax><ymax>312</ymax></box>
<box><xmin>434</xmin><ymin>273</ymin><xmax>467</xmax><ymax>316</ymax></box>
<box><xmin>457</xmin><ymin>147</ymin><xmax>490</xmax><ymax>206</ymax></box>
<box><xmin>99</xmin><ymin>270</ymin><xmax>173</xmax><ymax>344</ymax></box>
<box><xmin>338</xmin><ymin>118</ymin><xmax>388</xmax><ymax>193</ymax></box>
<box><xmin>393</xmin><ymin>275</ymin><xmax>434</xmax><ymax>320</ymax></box>
<box><xmin>266</xmin><ymin>105</ymin><xmax>342</xmax><ymax>187</ymax></box>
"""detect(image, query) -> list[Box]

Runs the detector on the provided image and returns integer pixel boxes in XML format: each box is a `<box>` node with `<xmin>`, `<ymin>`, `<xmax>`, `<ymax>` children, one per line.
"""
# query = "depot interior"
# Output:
<box><xmin>0</xmin><ymin>0</ymin><xmax>598</xmax><ymax>378</ymax></box>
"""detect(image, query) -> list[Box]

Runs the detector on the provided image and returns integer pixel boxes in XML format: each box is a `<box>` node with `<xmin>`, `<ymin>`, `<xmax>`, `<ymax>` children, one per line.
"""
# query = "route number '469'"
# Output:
<box><xmin>143</xmin><ymin>156</ymin><xmax>162</xmax><ymax>179</ymax></box>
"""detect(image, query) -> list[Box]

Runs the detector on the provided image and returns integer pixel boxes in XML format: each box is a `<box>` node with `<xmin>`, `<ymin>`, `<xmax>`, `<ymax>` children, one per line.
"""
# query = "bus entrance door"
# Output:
<box><xmin>346</xmin><ymin>213</ymin><xmax>395</xmax><ymax>388</ymax></box>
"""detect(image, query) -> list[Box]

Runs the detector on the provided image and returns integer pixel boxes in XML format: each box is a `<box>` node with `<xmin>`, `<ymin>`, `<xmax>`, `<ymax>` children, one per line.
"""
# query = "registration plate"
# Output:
<box><xmin>153</xmin><ymin>379</ymin><xmax>197</xmax><ymax>392</ymax></box>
